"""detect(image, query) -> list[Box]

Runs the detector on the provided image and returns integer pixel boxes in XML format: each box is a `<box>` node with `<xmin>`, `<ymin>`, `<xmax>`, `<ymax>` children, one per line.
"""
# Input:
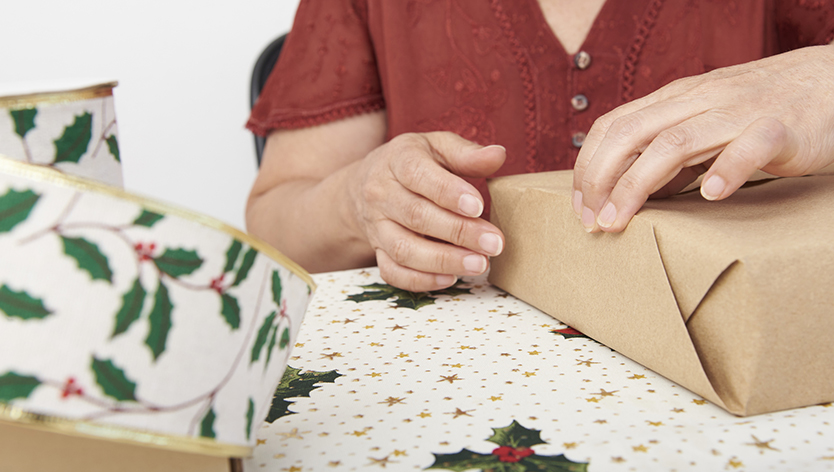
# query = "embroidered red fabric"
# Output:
<box><xmin>248</xmin><ymin>0</ymin><xmax>834</xmax><ymax>203</ymax></box>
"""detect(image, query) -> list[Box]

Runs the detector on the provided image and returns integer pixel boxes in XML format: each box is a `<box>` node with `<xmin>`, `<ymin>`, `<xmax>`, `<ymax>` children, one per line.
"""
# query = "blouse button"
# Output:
<box><xmin>574</xmin><ymin>51</ymin><xmax>592</xmax><ymax>70</ymax></box>
<box><xmin>571</xmin><ymin>94</ymin><xmax>589</xmax><ymax>111</ymax></box>
<box><xmin>572</xmin><ymin>132</ymin><xmax>586</xmax><ymax>148</ymax></box>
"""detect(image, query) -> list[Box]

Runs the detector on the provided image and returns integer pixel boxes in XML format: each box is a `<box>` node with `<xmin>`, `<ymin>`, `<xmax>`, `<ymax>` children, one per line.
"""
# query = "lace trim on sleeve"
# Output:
<box><xmin>246</xmin><ymin>95</ymin><xmax>385</xmax><ymax>136</ymax></box>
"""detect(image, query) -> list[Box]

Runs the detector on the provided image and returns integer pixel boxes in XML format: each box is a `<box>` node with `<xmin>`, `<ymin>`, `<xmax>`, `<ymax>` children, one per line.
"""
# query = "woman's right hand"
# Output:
<box><xmin>347</xmin><ymin>132</ymin><xmax>506</xmax><ymax>292</ymax></box>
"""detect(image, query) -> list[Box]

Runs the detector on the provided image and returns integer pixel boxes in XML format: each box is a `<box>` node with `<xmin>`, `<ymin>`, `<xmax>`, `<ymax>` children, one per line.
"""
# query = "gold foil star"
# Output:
<box><xmin>415</xmin><ymin>335</ymin><xmax>426</xmax><ymax>339</ymax></box>
<box><xmin>576</xmin><ymin>359</ymin><xmax>600</xmax><ymax>367</ymax></box>
<box><xmin>528</xmin><ymin>350</ymin><xmax>540</xmax><ymax>355</ymax></box>
<box><xmin>586</xmin><ymin>397</ymin><xmax>600</xmax><ymax>403</ymax></box>
<box><xmin>321</xmin><ymin>352</ymin><xmax>343</xmax><ymax>360</ymax></box>
<box><xmin>448</xmin><ymin>408</ymin><xmax>473</xmax><ymax>418</ymax></box>
<box><xmin>460</xmin><ymin>345</ymin><xmax>475</xmax><ymax>350</ymax></box>
<box><xmin>367</xmin><ymin>372</ymin><xmax>382</xmax><ymax>378</ymax></box>
<box><xmin>523</xmin><ymin>372</ymin><xmax>536</xmax><ymax>377</ymax></box>
<box><xmin>628</xmin><ymin>374</ymin><xmax>646</xmax><ymax>380</ymax></box>
<box><xmin>563</xmin><ymin>442</ymin><xmax>577</xmax><ymax>449</ymax></box>
<box><xmin>284</xmin><ymin>466</ymin><xmax>302</xmax><ymax>472</ymax></box>
<box><xmin>692</xmin><ymin>399</ymin><xmax>708</xmax><ymax>405</ymax></box>
<box><xmin>257</xmin><ymin>439</ymin><xmax>267</xmax><ymax>445</ymax></box>
<box><xmin>368</xmin><ymin>456</ymin><xmax>392</xmax><ymax>467</ymax></box>
<box><xmin>294</xmin><ymin>343</ymin><xmax>304</xmax><ymax>348</ymax></box>
<box><xmin>427</xmin><ymin>319</ymin><xmax>438</xmax><ymax>322</ymax></box>
<box><xmin>439</xmin><ymin>374</ymin><xmax>461</xmax><ymax>383</ymax></box>
<box><xmin>417</xmin><ymin>412</ymin><xmax>432</xmax><ymax>418</ymax></box>
<box><xmin>594</xmin><ymin>419</ymin><xmax>607</xmax><ymax>424</ymax></box>
<box><xmin>396</xmin><ymin>352</ymin><xmax>409</xmax><ymax>358</ymax></box>
<box><xmin>277</xmin><ymin>428</ymin><xmax>306</xmax><ymax>440</ymax></box>
<box><xmin>450</xmin><ymin>363</ymin><xmax>463</xmax><ymax>368</ymax></box>
<box><xmin>474</xmin><ymin>327</ymin><xmax>484</xmax><ymax>331</ymax></box>
<box><xmin>592</xmin><ymin>389</ymin><xmax>618</xmax><ymax>397</ymax></box>
<box><xmin>365</xmin><ymin>325</ymin><xmax>375</xmax><ymax>329</ymax></box>
<box><xmin>632</xmin><ymin>445</ymin><xmax>648</xmax><ymax>453</ymax></box>
<box><xmin>611</xmin><ymin>457</ymin><xmax>625</xmax><ymax>463</ymax></box>
<box><xmin>727</xmin><ymin>457</ymin><xmax>744</xmax><ymax>468</ymax></box>
<box><xmin>389</xmin><ymin>324</ymin><xmax>407</xmax><ymax>331</ymax></box>
<box><xmin>647</xmin><ymin>421</ymin><xmax>663</xmax><ymax>426</ymax></box>
<box><xmin>489</xmin><ymin>396</ymin><xmax>502</xmax><ymax>401</ymax></box>
<box><xmin>747</xmin><ymin>435</ymin><xmax>780</xmax><ymax>453</ymax></box>
<box><xmin>369</xmin><ymin>342</ymin><xmax>382</xmax><ymax>346</ymax></box>
<box><xmin>392</xmin><ymin>450</ymin><xmax>407</xmax><ymax>457</ymax></box>
<box><xmin>328</xmin><ymin>461</ymin><xmax>341</xmax><ymax>466</ymax></box>
<box><xmin>379</xmin><ymin>396</ymin><xmax>406</xmax><ymax>406</ymax></box>
<box><xmin>349</xmin><ymin>430</ymin><xmax>368</xmax><ymax>437</ymax></box>
<box><xmin>503</xmin><ymin>311</ymin><xmax>520</xmax><ymax>317</ymax></box>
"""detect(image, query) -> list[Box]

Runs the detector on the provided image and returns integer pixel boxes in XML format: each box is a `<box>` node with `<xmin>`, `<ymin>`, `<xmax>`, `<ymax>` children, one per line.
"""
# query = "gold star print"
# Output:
<box><xmin>500</xmin><ymin>353</ymin><xmax>511</xmax><ymax>356</ymax></box>
<box><xmin>390</xmin><ymin>324</ymin><xmax>407</xmax><ymax>331</ymax></box>
<box><xmin>747</xmin><ymin>435</ymin><xmax>780</xmax><ymax>453</ymax></box>
<box><xmin>359</xmin><ymin>270</ymin><xmax>370</xmax><ymax>276</ymax></box>
<box><xmin>489</xmin><ymin>396</ymin><xmax>502</xmax><ymax>401</ymax></box>
<box><xmin>473</xmin><ymin>327</ymin><xmax>484</xmax><ymax>331</ymax></box>
<box><xmin>592</xmin><ymin>389</ymin><xmax>618</xmax><ymax>397</ymax></box>
<box><xmin>294</xmin><ymin>343</ymin><xmax>304</xmax><ymax>348</ymax></box>
<box><xmin>257</xmin><ymin>439</ymin><xmax>267</xmax><ymax>445</ymax></box>
<box><xmin>354</xmin><ymin>414</ymin><xmax>364</xmax><ymax>418</ymax></box>
<box><xmin>368</xmin><ymin>456</ymin><xmax>393</xmax><ymax>467</ymax></box>
<box><xmin>503</xmin><ymin>311</ymin><xmax>520</xmax><ymax>317</ymax></box>
<box><xmin>632</xmin><ymin>445</ymin><xmax>649</xmax><ymax>453</ymax></box>
<box><xmin>365</xmin><ymin>325</ymin><xmax>374</xmax><ymax>329</ymax></box>
<box><xmin>349</xmin><ymin>430</ymin><xmax>368</xmax><ymax>437</ymax></box>
<box><xmin>822</xmin><ymin>456</ymin><xmax>834</xmax><ymax>460</ymax></box>
<box><xmin>628</xmin><ymin>374</ymin><xmax>646</xmax><ymax>380</ymax></box>
<box><xmin>328</xmin><ymin>461</ymin><xmax>341</xmax><ymax>467</ymax></box>
<box><xmin>563</xmin><ymin>442</ymin><xmax>577</xmax><ymax>449</ymax></box>
<box><xmin>449</xmin><ymin>363</ymin><xmax>463</xmax><ymax>368</ymax></box>
<box><xmin>692</xmin><ymin>399</ymin><xmax>708</xmax><ymax>405</ymax></box>
<box><xmin>460</xmin><ymin>345</ymin><xmax>475</xmax><ymax>350</ymax></box>
<box><xmin>523</xmin><ymin>371</ymin><xmax>536</xmax><ymax>377</ymax></box>
<box><xmin>367</xmin><ymin>372</ymin><xmax>382</xmax><ymax>378</ymax></box>
<box><xmin>427</xmin><ymin>319</ymin><xmax>438</xmax><ymax>322</ymax></box>
<box><xmin>396</xmin><ymin>352</ymin><xmax>409</xmax><ymax>358</ymax></box>
<box><xmin>274</xmin><ymin>454</ymin><xmax>285</xmax><ymax>459</ymax></box>
<box><xmin>415</xmin><ymin>335</ymin><xmax>426</xmax><ymax>339</ymax></box>
<box><xmin>647</xmin><ymin>421</ymin><xmax>664</xmax><ymax>427</ymax></box>
<box><xmin>392</xmin><ymin>450</ymin><xmax>407</xmax><ymax>457</ymax></box>
<box><xmin>612</xmin><ymin>457</ymin><xmax>625</xmax><ymax>463</ymax></box>
<box><xmin>586</xmin><ymin>397</ymin><xmax>600</xmax><ymax>403</ymax></box>
<box><xmin>727</xmin><ymin>457</ymin><xmax>744</xmax><ymax>468</ymax></box>
<box><xmin>528</xmin><ymin>350</ymin><xmax>540</xmax><ymax>355</ymax></box>
<box><xmin>439</xmin><ymin>374</ymin><xmax>462</xmax><ymax>383</ymax></box>
<box><xmin>447</xmin><ymin>408</ymin><xmax>473</xmax><ymax>418</ymax></box>
<box><xmin>379</xmin><ymin>396</ymin><xmax>406</xmax><ymax>406</ymax></box>
<box><xmin>576</xmin><ymin>359</ymin><xmax>600</xmax><ymax>367</ymax></box>
<box><xmin>489</xmin><ymin>309</ymin><xmax>498</xmax><ymax>312</ymax></box>
<box><xmin>369</xmin><ymin>342</ymin><xmax>382</xmax><ymax>346</ymax></box>
<box><xmin>594</xmin><ymin>419</ymin><xmax>607</xmax><ymax>424</ymax></box>
<box><xmin>417</xmin><ymin>412</ymin><xmax>432</xmax><ymax>418</ymax></box>
<box><xmin>283</xmin><ymin>467</ymin><xmax>302</xmax><ymax>472</ymax></box>
<box><xmin>439</xmin><ymin>441</ymin><xmax>449</xmax><ymax>446</ymax></box>
<box><xmin>331</xmin><ymin>318</ymin><xmax>356</xmax><ymax>324</ymax></box>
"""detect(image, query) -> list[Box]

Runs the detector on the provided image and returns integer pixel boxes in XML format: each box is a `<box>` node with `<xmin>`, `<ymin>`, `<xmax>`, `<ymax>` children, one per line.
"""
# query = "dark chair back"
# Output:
<box><xmin>250</xmin><ymin>34</ymin><xmax>288</xmax><ymax>166</ymax></box>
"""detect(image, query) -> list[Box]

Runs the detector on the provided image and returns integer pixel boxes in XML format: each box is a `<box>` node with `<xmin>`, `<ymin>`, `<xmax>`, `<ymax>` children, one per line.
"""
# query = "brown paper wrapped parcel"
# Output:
<box><xmin>487</xmin><ymin>170</ymin><xmax>834</xmax><ymax>416</ymax></box>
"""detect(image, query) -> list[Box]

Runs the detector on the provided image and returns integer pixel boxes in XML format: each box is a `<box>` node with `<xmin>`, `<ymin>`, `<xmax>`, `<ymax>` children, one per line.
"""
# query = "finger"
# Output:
<box><xmin>648</xmin><ymin>163</ymin><xmax>710</xmax><ymax>199</ymax></box>
<box><xmin>373</xmin><ymin>220</ymin><xmax>490</xmax><ymax>277</ymax></box>
<box><xmin>384</xmin><ymin>192</ymin><xmax>504</xmax><ymax>257</ymax></box>
<box><xmin>376</xmin><ymin>249</ymin><xmax>458</xmax><ymax>292</ymax></box>
<box><xmin>421</xmin><ymin>132</ymin><xmax>507</xmax><ymax>178</ymax></box>
<box><xmin>700</xmin><ymin>117</ymin><xmax>793</xmax><ymax>201</ymax></box>
<box><xmin>592</xmin><ymin>112</ymin><xmax>737</xmax><ymax>232</ymax></box>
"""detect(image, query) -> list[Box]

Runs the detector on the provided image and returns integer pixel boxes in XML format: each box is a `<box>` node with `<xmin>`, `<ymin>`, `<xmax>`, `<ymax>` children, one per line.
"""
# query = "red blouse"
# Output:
<box><xmin>248</xmin><ymin>0</ymin><xmax>834</xmax><ymax>202</ymax></box>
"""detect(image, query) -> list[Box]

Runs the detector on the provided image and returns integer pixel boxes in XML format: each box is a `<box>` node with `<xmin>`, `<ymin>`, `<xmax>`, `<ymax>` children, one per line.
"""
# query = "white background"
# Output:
<box><xmin>0</xmin><ymin>0</ymin><xmax>302</xmax><ymax>229</ymax></box>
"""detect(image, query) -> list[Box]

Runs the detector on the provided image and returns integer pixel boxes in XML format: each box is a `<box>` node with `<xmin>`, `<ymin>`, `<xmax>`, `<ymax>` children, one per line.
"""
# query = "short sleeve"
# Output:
<box><xmin>246</xmin><ymin>0</ymin><xmax>385</xmax><ymax>136</ymax></box>
<box><xmin>775</xmin><ymin>0</ymin><xmax>834</xmax><ymax>51</ymax></box>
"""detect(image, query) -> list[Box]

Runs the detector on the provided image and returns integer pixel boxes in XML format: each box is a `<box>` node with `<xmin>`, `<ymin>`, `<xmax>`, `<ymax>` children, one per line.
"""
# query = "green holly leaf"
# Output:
<box><xmin>425</xmin><ymin>449</ymin><xmax>500</xmax><ymax>471</ymax></box>
<box><xmin>346</xmin><ymin>280</ymin><xmax>472</xmax><ymax>310</ymax></box>
<box><xmin>551</xmin><ymin>327</ymin><xmax>588</xmax><ymax>340</ymax></box>
<box><xmin>487</xmin><ymin>420</ymin><xmax>546</xmax><ymax>449</ymax></box>
<box><xmin>271</xmin><ymin>271</ymin><xmax>282</xmax><ymax>306</ymax></box>
<box><xmin>0</xmin><ymin>371</ymin><xmax>41</xmax><ymax>402</ymax></box>
<box><xmin>524</xmin><ymin>454</ymin><xmax>589</xmax><ymax>472</ymax></box>
<box><xmin>0</xmin><ymin>189</ymin><xmax>40</xmax><ymax>233</ymax></box>
<box><xmin>153</xmin><ymin>248</ymin><xmax>203</xmax><ymax>278</ymax></box>
<box><xmin>265</xmin><ymin>325</ymin><xmax>278</xmax><ymax>367</ymax></box>
<box><xmin>200</xmin><ymin>407</ymin><xmax>216</xmax><ymax>439</ymax></box>
<box><xmin>0</xmin><ymin>285</ymin><xmax>51</xmax><ymax>320</ymax></box>
<box><xmin>220</xmin><ymin>293</ymin><xmax>241</xmax><ymax>330</ymax></box>
<box><xmin>251</xmin><ymin>311</ymin><xmax>276</xmax><ymax>364</ymax></box>
<box><xmin>224</xmin><ymin>240</ymin><xmax>242</xmax><ymax>273</ymax></box>
<box><xmin>112</xmin><ymin>279</ymin><xmax>146</xmax><ymax>337</ymax></box>
<box><xmin>91</xmin><ymin>357</ymin><xmax>137</xmax><ymax>402</ymax></box>
<box><xmin>266</xmin><ymin>366</ymin><xmax>342</xmax><ymax>423</ymax></box>
<box><xmin>278</xmin><ymin>327</ymin><xmax>290</xmax><ymax>350</ymax></box>
<box><xmin>245</xmin><ymin>398</ymin><xmax>255</xmax><ymax>440</ymax></box>
<box><xmin>54</xmin><ymin>112</ymin><xmax>93</xmax><ymax>163</ymax></box>
<box><xmin>231</xmin><ymin>248</ymin><xmax>257</xmax><ymax>287</ymax></box>
<box><xmin>60</xmin><ymin>236</ymin><xmax>113</xmax><ymax>283</ymax></box>
<box><xmin>145</xmin><ymin>281</ymin><xmax>173</xmax><ymax>361</ymax></box>
<box><xmin>10</xmin><ymin>109</ymin><xmax>37</xmax><ymax>138</ymax></box>
<box><xmin>105</xmin><ymin>135</ymin><xmax>120</xmax><ymax>162</ymax></box>
<box><xmin>132</xmin><ymin>210</ymin><xmax>163</xmax><ymax>228</ymax></box>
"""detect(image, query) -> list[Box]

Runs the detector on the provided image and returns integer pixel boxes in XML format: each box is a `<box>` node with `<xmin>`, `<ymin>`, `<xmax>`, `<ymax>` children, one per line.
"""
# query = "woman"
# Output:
<box><xmin>247</xmin><ymin>0</ymin><xmax>834</xmax><ymax>291</ymax></box>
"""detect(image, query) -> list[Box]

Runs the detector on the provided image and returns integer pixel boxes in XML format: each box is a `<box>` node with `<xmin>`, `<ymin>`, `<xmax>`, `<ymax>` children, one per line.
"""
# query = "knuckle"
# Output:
<box><xmin>389</xmin><ymin>237</ymin><xmax>413</xmax><ymax>265</ymax></box>
<box><xmin>446</xmin><ymin>218</ymin><xmax>468</xmax><ymax>247</ymax></box>
<box><xmin>403</xmin><ymin>199</ymin><xmax>430</xmax><ymax>230</ymax></box>
<box><xmin>617</xmin><ymin>171</ymin><xmax>650</xmax><ymax>199</ymax></box>
<box><xmin>654</xmin><ymin>127</ymin><xmax>695</xmax><ymax>155</ymax></box>
<box><xmin>434</xmin><ymin>249</ymin><xmax>457</xmax><ymax>274</ymax></box>
<box><xmin>607</xmin><ymin>115</ymin><xmax>644</xmax><ymax>143</ymax></box>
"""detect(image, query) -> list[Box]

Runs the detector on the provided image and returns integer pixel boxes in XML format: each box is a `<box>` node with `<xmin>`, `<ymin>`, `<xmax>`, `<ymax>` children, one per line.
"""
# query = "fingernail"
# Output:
<box><xmin>458</xmin><ymin>194</ymin><xmax>483</xmax><ymax>217</ymax></box>
<box><xmin>701</xmin><ymin>175</ymin><xmax>726</xmax><ymax>201</ymax></box>
<box><xmin>581</xmin><ymin>206</ymin><xmax>596</xmax><ymax>232</ymax></box>
<box><xmin>478</xmin><ymin>232</ymin><xmax>503</xmax><ymax>256</ymax></box>
<box><xmin>483</xmin><ymin>144</ymin><xmax>507</xmax><ymax>153</ymax></box>
<box><xmin>572</xmin><ymin>190</ymin><xmax>583</xmax><ymax>218</ymax></box>
<box><xmin>463</xmin><ymin>254</ymin><xmax>487</xmax><ymax>273</ymax></box>
<box><xmin>597</xmin><ymin>202</ymin><xmax>617</xmax><ymax>228</ymax></box>
<box><xmin>436</xmin><ymin>274</ymin><xmax>457</xmax><ymax>286</ymax></box>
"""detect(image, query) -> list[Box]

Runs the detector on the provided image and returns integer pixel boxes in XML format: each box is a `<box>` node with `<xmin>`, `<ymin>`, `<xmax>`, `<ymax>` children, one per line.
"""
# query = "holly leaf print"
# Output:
<box><xmin>145</xmin><ymin>281</ymin><xmax>173</xmax><ymax>361</ymax></box>
<box><xmin>266</xmin><ymin>366</ymin><xmax>342</xmax><ymax>423</ymax></box>
<box><xmin>250</xmin><ymin>311</ymin><xmax>276</xmax><ymax>364</ymax></box>
<box><xmin>426</xmin><ymin>449</ymin><xmax>505</xmax><ymax>472</ymax></box>
<box><xmin>347</xmin><ymin>280</ymin><xmax>471</xmax><ymax>310</ymax></box>
<box><xmin>223</xmin><ymin>240</ymin><xmax>242</xmax><ymax>273</ymax></box>
<box><xmin>551</xmin><ymin>327</ymin><xmax>588</xmax><ymax>340</ymax></box>
<box><xmin>111</xmin><ymin>279</ymin><xmax>146</xmax><ymax>337</ymax></box>
<box><xmin>105</xmin><ymin>135</ymin><xmax>120</xmax><ymax>162</ymax></box>
<box><xmin>487</xmin><ymin>420</ymin><xmax>546</xmax><ymax>449</ymax></box>
<box><xmin>91</xmin><ymin>357</ymin><xmax>137</xmax><ymax>402</ymax></box>
<box><xmin>200</xmin><ymin>406</ymin><xmax>216</xmax><ymax>439</ymax></box>
<box><xmin>0</xmin><ymin>371</ymin><xmax>41</xmax><ymax>402</ymax></box>
<box><xmin>220</xmin><ymin>293</ymin><xmax>241</xmax><ymax>330</ymax></box>
<box><xmin>54</xmin><ymin>112</ymin><xmax>93</xmax><ymax>164</ymax></box>
<box><xmin>0</xmin><ymin>189</ymin><xmax>40</xmax><ymax>233</ymax></box>
<box><xmin>153</xmin><ymin>248</ymin><xmax>203</xmax><ymax>278</ymax></box>
<box><xmin>265</xmin><ymin>325</ymin><xmax>278</xmax><ymax>367</ymax></box>
<box><xmin>271</xmin><ymin>270</ymin><xmax>282</xmax><ymax>306</ymax></box>
<box><xmin>0</xmin><ymin>285</ymin><xmax>51</xmax><ymax>320</ymax></box>
<box><xmin>10</xmin><ymin>109</ymin><xmax>37</xmax><ymax>138</ymax></box>
<box><xmin>231</xmin><ymin>247</ymin><xmax>257</xmax><ymax>287</ymax></box>
<box><xmin>245</xmin><ymin>398</ymin><xmax>255</xmax><ymax>440</ymax></box>
<box><xmin>132</xmin><ymin>210</ymin><xmax>163</xmax><ymax>228</ymax></box>
<box><xmin>60</xmin><ymin>236</ymin><xmax>113</xmax><ymax>283</ymax></box>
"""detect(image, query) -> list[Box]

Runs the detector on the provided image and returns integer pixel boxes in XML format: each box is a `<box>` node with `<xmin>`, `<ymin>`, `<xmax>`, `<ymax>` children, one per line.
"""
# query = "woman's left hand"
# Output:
<box><xmin>572</xmin><ymin>44</ymin><xmax>834</xmax><ymax>233</ymax></box>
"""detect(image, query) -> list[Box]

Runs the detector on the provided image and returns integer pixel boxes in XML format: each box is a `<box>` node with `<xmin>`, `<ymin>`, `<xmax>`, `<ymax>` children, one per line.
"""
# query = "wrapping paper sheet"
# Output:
<box><xmin>246</xmin><ymin>267</ymin><xmax>834</xmax><ymax>471</ymax></box>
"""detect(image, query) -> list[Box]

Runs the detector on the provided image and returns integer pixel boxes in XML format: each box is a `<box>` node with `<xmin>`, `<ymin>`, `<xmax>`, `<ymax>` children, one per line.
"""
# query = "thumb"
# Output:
<box><xmin>422</xmin><ymin>131</ymin><xmax>506</xmax><ymax>178</ymax></box>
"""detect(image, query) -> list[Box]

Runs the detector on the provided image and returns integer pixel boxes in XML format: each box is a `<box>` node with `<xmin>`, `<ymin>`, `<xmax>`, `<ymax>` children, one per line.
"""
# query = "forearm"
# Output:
<box><xmin>246</xmin><ymin>161</ymin><xmax>375</xmax><ymax>273</ymax></box>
